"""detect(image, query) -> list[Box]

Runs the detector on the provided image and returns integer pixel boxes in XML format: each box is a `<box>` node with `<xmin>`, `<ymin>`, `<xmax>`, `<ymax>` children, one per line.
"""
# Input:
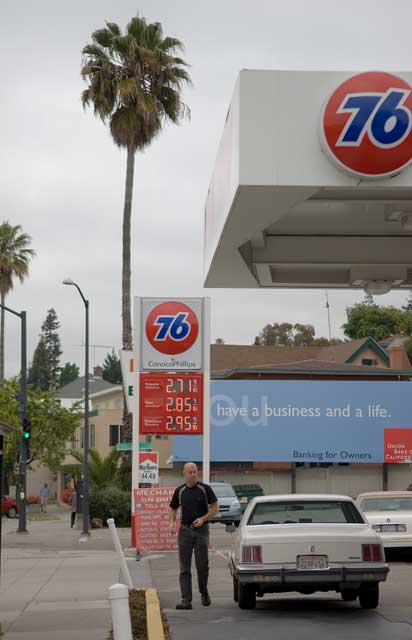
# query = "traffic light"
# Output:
<box><xmin>22</xmin><ymin>416</ymin><xmax>32</xmax><ymax>440</ymax></box>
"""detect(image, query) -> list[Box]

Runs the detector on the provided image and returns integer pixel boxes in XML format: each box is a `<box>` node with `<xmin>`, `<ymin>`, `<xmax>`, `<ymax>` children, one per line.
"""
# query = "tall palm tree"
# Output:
<box><xmin>0</xmin><ymin>222</ymin><xmax>36</xmax><ymax>381</ymax></box>
<box><xmin>81</xmin><ymin>16</ymin><xmax>191</xmax><ymax>351</ymax></box>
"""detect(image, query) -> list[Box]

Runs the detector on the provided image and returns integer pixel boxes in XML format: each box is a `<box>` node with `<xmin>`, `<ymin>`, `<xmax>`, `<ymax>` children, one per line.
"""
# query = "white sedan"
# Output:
<box><xmin>229</xmin><ymin>494</ymin><xmax>389</xmax><ymax>610</ymax></box>
<box><xmin>356</xmin><ymin>491</ymin><xmax>412</xmax><ymax>549</ymax></box>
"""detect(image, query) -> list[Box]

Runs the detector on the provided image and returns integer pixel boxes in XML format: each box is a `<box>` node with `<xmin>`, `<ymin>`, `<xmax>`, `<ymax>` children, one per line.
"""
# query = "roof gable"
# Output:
<box><xmin>345</xmin><ymin>337</ymin><xmax>389</xmax><ymax>366</ymax></box>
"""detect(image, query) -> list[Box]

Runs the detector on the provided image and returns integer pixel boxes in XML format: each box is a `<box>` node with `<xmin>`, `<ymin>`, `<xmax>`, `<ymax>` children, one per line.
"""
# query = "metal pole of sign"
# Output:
<box><xmin>202</xmin><ymin>298</ymin><xmax>211</xmax><ymax>484</ymax></box>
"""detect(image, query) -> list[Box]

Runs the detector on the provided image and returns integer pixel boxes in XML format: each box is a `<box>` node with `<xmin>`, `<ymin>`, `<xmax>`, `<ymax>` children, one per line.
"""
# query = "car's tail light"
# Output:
<box><xmin>242</xmin><ymin>545</ymin><xmax>262</xmax><ymax>563</ymax></box>
<box><xmin>362</xmin><ymin>544</ymin><xmax>371</xmax><ymax>561</ymax></box>
<box><xmin>372</xmin><ymin>544</ymin><xmax>382</xmax><ymax>561</ymax></box>
<box><xmin>362</xmin><ymin>544</ymin><xmax>382</xmax><ymax>561</ymax></box>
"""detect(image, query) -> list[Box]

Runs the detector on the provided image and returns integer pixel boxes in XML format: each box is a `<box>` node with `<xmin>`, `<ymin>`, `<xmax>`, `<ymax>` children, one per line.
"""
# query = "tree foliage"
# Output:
<box><xmin>214</xmin><ymin>338</ymin><xmax>225</xmax><ymax>344</ymax></box>
<box><xmin>0</xmin><ymin>380</ymin><xmax>82</xmax><ymax>479</ymax></box>
<box><xmin>342</xmin><ymin>304</ymin><xmax>412</xmax><ymax>341</ymax></box>
<box><xmin>28</xmin><ymin>308</ymin><xmax>62</xmax><ymax>389</ymax></box>
<box><xmin>402</xmin><ymin>291</ymin><xmax>412</xmax><ymax>313</ymax></box>
<box><xmin>254</xmin><ymin>322</ymin><xmax>341</xmax><ymax>347</ymax></box>
<box><xmin>70</xmin><ymin>448</ymin><xmax>121</xmax><ymax>489</ymax></box>
<box><xmin>0</xmin><ymin>221</ymin><xmax>36</xmax><ymax>381</ymax></box>
<box><xmin>102</xmin><ymin>349</ymin><xmax>122</xmax><ymax>384</ymax></box>
<box><xmin>59</xmin><ymin>362</ymin><xmax>80</xmax><ymax>387</ymax></box>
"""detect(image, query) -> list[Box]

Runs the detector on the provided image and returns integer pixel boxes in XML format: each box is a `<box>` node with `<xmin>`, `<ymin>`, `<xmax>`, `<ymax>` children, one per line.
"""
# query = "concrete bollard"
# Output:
<box><xmin>107</xmin><ymin>517</ymin><xmax>134</xmax><ymax>589</ymax></box>
<box><xmin>108</xmin><ymin>583</ymin><xmax>133</xmax><ymax>640</ymax></box>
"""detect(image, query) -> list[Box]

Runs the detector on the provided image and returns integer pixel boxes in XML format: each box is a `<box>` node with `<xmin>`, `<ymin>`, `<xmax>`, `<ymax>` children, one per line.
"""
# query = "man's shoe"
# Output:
<box><xmin>201</xmin><ymin>592</ymin><xmax>211</xmax><ymax>606</ymax></box>
<box><xmin>176</xmin><ymin>600</ymin><xmax>192</xmax><ymax>610</ymax></box>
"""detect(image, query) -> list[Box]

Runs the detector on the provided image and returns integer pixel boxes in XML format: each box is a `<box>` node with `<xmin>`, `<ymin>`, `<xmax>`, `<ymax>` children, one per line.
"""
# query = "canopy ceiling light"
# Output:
<box><xmin>362</xmin><ymin>280</ymin><xmax>393</xmax><ymax>296</ymax></box>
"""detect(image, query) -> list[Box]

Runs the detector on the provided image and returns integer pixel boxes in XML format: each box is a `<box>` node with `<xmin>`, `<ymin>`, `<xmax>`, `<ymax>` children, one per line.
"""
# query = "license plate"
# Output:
<box><xmin>381</xmin><ymin>524</ymin><xmax>398</xmax><ymax>532</ymax></box>
<box><xmin>296</xmin><ymin>555</ymin><xmax>328</xmax><ymax>570</ymax></box>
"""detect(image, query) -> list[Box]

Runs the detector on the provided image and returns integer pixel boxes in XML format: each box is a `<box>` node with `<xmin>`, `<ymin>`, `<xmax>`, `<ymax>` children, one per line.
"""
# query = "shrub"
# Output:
<box><xmin>26</xmin><ymin>495</ymin><xmax>40</xmax><ymax>505</ymax></box>
<box><xmin>89</xmin><ymin>486</ymin><xmax>131</xmax><ymax>527</ymax></box>
<box><xmin>60</xmin><ymin>488</ymin><xmax>73</xmax><ymax>504</ymax></box>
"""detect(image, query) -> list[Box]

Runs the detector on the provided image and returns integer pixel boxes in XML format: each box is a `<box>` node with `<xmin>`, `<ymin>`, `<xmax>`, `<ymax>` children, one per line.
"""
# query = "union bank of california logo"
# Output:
<box><xmin>320</xmin><ymin>71</ymin><xmax>412</xmax><ymax>179</ymax></box>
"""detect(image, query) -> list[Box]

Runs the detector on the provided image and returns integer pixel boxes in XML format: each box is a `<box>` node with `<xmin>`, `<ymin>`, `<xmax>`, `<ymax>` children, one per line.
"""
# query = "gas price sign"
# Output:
<box><xmin>140</xmin><ymin>373</ymin><xmax>203</xmax><ymax>435</ymax></box>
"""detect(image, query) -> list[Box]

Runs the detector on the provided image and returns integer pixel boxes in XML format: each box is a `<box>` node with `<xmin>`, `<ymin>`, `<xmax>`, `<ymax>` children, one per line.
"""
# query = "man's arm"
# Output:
<box><xmin>192</xmin><ymin>501</ymin><xmax>219</xmax><ymax>528</ymax></box>
<box><xmin>169</xmin><ymin>507</ymin><xmax>178</xmax><ymax>531</ymax></box>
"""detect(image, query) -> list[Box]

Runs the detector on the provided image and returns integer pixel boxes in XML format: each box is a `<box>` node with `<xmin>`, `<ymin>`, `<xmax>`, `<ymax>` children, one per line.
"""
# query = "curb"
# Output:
<box><xmin>145</xmin><ymin>588</ymin><xmax>165</xmax><ymax>640</ymax></box>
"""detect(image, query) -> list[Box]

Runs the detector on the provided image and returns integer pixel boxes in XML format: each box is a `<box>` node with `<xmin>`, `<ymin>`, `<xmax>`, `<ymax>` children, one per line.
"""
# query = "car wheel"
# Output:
<box><xmin>233</xmin><ymin>521</ymin><xmax>240</xmax><ymax>527</ymax></box>
<box><xmin>238</xmin><ymin>583</ymin><xmax>256</xmax><ymax>609</ymax></box>
<box><xmin>359</xmin><ymin>584</ymin><xmax>379</xmax><ymax>609</ymax></box>
<box><xmin>341</xmin><ymin>589</ymin><xmax>359</xmax><ymax>602</ymax></box>
<box><xmin>7</xmin><ymin>507</ymin><xmax>17</xmax><ymax>519</ymax></box>
<box><xmin>233</xmin><ymin>577</ymin><xmax>239</xmax><ymax>602</ymax></box>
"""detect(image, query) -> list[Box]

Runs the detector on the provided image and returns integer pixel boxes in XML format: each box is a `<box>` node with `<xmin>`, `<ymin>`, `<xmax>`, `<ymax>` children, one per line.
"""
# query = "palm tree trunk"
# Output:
<box><xmin>122</xmin><ymin>146</ymin><xmax>135</xmax><ymax>351</ymax></box>
<box><xmin>0</xmin><ymin>291</ymin><xmax>5</xmax><ymax>382</ymax></box>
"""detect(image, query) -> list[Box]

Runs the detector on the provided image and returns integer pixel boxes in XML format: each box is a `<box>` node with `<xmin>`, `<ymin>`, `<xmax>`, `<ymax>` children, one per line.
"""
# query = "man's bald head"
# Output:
<box><xmin>183</xmin><ymin>462</ymin><xmax>199</xmax><ymax>487</ymax></box>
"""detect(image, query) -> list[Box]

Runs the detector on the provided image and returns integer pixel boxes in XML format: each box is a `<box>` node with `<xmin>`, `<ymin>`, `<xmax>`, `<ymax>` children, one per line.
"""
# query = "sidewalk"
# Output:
<box><xmin>0</xmin><ymin>506</ymin><xmax>136</xmax><ymax>639</ymax></box>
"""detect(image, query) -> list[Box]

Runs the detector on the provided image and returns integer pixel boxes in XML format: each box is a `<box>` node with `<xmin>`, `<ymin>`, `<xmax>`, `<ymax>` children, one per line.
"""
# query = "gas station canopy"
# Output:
<box><xmin>204</xmin><ymin>70</ymin><xmax>412</xmax><ymax>294</ymax></box>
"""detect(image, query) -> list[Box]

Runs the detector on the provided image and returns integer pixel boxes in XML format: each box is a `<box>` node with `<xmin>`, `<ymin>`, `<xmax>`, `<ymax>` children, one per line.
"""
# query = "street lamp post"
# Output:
<box><xmin>63</xmin><ymin>279</ymin><xmax>90</xmax><ymax>536</ymax></box>
<box><xmin>0</xmin><ymin>303</ymin><xmax>28</xmax><ymax>533</ymax></box>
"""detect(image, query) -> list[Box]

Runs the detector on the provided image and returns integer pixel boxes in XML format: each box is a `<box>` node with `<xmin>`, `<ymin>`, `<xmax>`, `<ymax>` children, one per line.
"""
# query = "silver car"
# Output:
<box><xmin>209</xmin><ymin>482</ymin><xmax>242</xmax><ymax>526</ymax></box>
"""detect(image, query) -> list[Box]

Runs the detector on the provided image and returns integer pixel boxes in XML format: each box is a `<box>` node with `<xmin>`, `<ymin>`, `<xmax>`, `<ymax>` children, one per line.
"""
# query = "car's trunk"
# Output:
<box><xmin>241</xmin><ymin>523</ymin><xmax>374</xmax><ymax>563</ymax></box>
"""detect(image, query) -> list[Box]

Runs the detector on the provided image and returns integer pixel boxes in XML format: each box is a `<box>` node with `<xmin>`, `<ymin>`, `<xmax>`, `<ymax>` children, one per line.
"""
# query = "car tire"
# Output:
<box><xmin>7</xmin><ymin>506</ymin><xmax>17</xmax><ymax>519</ymax></box>
<box><xmin>234</xmin><ymin>521</ymin><xmax>240</xmax><ymax>527</ymax></box>
<box><xmin>359</xmin><ymin>584</ymin><xmax>379</xmax><ymax>609</ymax></box>
<box><xmin>233</xmin><ymin>577</ymin><xmax>239</xmax><ymax>602</ymax></box>
<box><xmin>341</xmin><ymin>589</ymin><xmax>359</xmax><ymax>602</ymax></box>
<box><xmin>238</xmin><ymin>583</ymin><xmax>256</xmax><ymax>609</ymax></box>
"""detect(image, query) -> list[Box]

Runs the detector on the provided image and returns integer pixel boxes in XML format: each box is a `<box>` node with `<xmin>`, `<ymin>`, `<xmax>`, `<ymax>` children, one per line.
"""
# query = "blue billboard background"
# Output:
<box><xmin>172</xmin><ymin>380</ymin><xmax>412</xmax><ymax>463</ymax></box>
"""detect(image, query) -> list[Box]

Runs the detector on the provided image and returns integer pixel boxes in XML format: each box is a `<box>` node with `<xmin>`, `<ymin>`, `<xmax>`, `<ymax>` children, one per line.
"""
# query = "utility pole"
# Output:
<box><xmin>0</xmin><ymin>304</ymin><xmax>28</xmax><ymax>532</ymax></box>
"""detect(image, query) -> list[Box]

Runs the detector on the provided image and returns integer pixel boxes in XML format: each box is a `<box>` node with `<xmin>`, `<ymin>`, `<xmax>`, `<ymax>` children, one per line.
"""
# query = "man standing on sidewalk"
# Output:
<box><xmin>169</xmin><ymin>462</ymin><xmax>218</xmax><ymax>610</ymax></box>
<box><xmin>39</xmin><ymin>483</ymin><xmax>50</xmax><ymax>513</ymax></box>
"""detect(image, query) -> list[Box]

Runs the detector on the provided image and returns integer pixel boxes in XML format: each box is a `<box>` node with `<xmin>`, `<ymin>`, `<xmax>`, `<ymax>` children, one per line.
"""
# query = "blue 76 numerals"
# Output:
<box><xmin>337</xmin><ymin>89</ymin><xmax>411</xmax><ymax>147</ymax></box>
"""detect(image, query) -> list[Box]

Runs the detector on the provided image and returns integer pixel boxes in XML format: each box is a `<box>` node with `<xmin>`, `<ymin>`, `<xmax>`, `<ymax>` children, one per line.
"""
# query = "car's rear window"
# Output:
<box><xmin>248</xmin><ymin>500</ymin><xmax>364</xmax><ymax>525</ymax></box>
<box><xmin>210</xmin><ymin>484</ymin><xmax>236</xmax><ymax>498</ymax></box>
<box><xmin>360</xmin><ymin>497</ymin><xmax>412</xmax><ymax>512</ymax></box>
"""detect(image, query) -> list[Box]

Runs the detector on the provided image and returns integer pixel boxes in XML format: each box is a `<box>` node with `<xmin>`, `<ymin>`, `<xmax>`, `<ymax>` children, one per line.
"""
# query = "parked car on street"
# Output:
<box><xmin>209</xmin><ymin>482</ymin><xmax>242</xmax><ymax>526</ymax></box>
<box><xmin>229</xmin><ymin>494</ymin><xmax>389</xmax><ymax>610</ymax></box>
<box><xmin>233</xmin><ymin>483</ymin><xmax>264</xmax><ymax>513</ymax></box>
<box><xmin>356</xmin><ymin>491</ymin><xmax>412</xmax><ymax>549</ymax></box>
<box><xmin>2</xmin><ymin>496</ymin><xmax>18</xmax><ymax>518</ymax></box>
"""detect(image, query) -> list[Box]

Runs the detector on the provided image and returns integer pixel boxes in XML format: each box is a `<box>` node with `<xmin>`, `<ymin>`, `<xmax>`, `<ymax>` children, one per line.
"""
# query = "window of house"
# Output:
<box><xmin>70</xmin><ymin>430</ymin><xmax>78</xmax><ymax>450</ymax></box>
<box><xmin>362</xmin><ymin>358</ymin><xmax>374</xmax><ymax>366</ymax></box>
<box><xmin>109</xmin><ymin>424</ymin><xmax>127</xmax><ymax>446</ymax></box>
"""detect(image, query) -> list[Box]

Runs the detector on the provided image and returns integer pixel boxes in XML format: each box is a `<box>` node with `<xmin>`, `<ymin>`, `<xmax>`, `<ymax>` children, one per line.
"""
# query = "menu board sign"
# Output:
<box><xmin>133</xmin><ymin>487</ymin><xmax>179</xmax><ymax>552</ymax></box>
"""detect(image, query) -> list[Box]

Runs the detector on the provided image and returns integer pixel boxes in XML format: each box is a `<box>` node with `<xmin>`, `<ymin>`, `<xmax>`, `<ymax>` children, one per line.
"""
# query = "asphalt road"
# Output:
<box><xmin>150</xmin><ymin>524</ymin><xmax>412</xmax><ymax>640</ymax></box>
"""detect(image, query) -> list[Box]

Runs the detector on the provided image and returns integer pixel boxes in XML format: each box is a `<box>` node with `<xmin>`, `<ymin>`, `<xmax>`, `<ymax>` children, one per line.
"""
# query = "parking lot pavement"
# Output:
<box><xmin>148</xmin><ymin>524</ymin><xmax>412</xmax><ymax>640</ymax></box>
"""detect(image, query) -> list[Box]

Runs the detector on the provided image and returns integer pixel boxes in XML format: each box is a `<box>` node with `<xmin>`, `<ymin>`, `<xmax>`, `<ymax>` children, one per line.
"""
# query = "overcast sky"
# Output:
<box><xmin>1</xmin><ymin>0</ymin><xmax>412</xmax><ymax>377</ymax></box>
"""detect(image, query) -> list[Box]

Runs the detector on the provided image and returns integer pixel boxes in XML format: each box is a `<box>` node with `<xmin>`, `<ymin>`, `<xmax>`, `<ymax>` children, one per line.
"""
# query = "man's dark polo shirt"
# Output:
<box><xmin>170</xmin><ymin>482</ymin><xmax>217</xmax><ymax>525</ymax></box>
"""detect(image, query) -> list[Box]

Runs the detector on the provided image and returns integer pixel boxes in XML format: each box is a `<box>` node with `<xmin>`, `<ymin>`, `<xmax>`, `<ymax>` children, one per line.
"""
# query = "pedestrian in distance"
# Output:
<box><xmin>169</xmin><ymin>462</ymin><xmax>218</xmax><ymax>610</ymax></box>
<box><xmin>39</xmin><ymin>483</ymin><xmax>50</xmax><ymax>513</ymax></box>
<box><xmin>70</xmin><ymin>489</ymin><xmax>77</xmax><ymax>528</ymax></box>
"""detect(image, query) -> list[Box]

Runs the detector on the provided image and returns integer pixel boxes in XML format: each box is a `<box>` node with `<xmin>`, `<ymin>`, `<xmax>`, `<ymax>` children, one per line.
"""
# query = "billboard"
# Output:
<box><xmin>172</xmin><ymin>380</ymin><xmax>412</xmax><ymax>464</ymax></box>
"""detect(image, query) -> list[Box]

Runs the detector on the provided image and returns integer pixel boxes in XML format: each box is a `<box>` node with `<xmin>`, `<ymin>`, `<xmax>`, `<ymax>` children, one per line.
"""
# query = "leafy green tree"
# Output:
<box><xmin>402</xmin><ymin>291</ymin><xmax>412</xmax><ymax>312</ymax></box>
<box><xmin>27</xmin><ymin>338</ymin><xmax>49</xmax><ymax>390</ymax></box>
<box><xmin>362</xmin><ymin>291</ymin><xmax>375</xmax><ymax>306</ymax></box>
<box><xmin>102</xmin><ymin>349</ymin><xmax>122</xmax><ymax>384</ymax></box>
<box><xmin>343</xmin><ymin>304</ymin><xmax>412</xmax><ymax>341</ymax></box>
<box><xmin>256</xmin><ymin>322</ymin><xmax>294</xmax><ymax>346</ymax></box>
<box><xmin>70</xmin><ymin>448</ymin><xmax>121</xmax><ymax>489</ymax></box>
<box><xmin>0</xmin><ymin>221</ymin><xmax>36</xmax><ymax>381</ymax></box>
<box><xmin>404</xmin><ymin>338</ymin><xmax>412</xmax><ymax>365</ymax></box>
<box><xmin>81</xmin><ymin>17</ymin><xmax>191</xmax><ymax>354</ymax></box>
<box><xmin>60</xmin><ymin>362</ymin><xmax>80</xmax><ymax>387</ymax></box>
<box><xmin>0</xmin><ymin>380</ymin><xmax>81</xmax><ymax>480</ymax></box>
<box><xmin>28</xmin><ymin>309</ymin><xmax>62</xmax><ymax>389</ymax></box>
<box><xmin>293</xmin><ymin>323</ymin><xmax>316</xmax><ymax>347</ymax></box>
<box><xmin>214</xmin><ymin>338</ymin><xmax>225</xmax><ymax>344</ymax></box>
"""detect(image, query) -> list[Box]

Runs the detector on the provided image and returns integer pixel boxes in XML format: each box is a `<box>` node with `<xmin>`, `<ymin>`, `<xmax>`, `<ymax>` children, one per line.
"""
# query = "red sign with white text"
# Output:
<box><xmin>384</xmin><ymin>428</ymin><xmax>412</xmax><ymax>462</ymax></box>
<box><xmin>140</xmin><ymin>372</ymin><xmax>203</xmax><ymax>435</ymax></box>
<box><xmin>134</xmin><ymin>487</ymin><xmax>179</xmax><ymax>552</ymax></box>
